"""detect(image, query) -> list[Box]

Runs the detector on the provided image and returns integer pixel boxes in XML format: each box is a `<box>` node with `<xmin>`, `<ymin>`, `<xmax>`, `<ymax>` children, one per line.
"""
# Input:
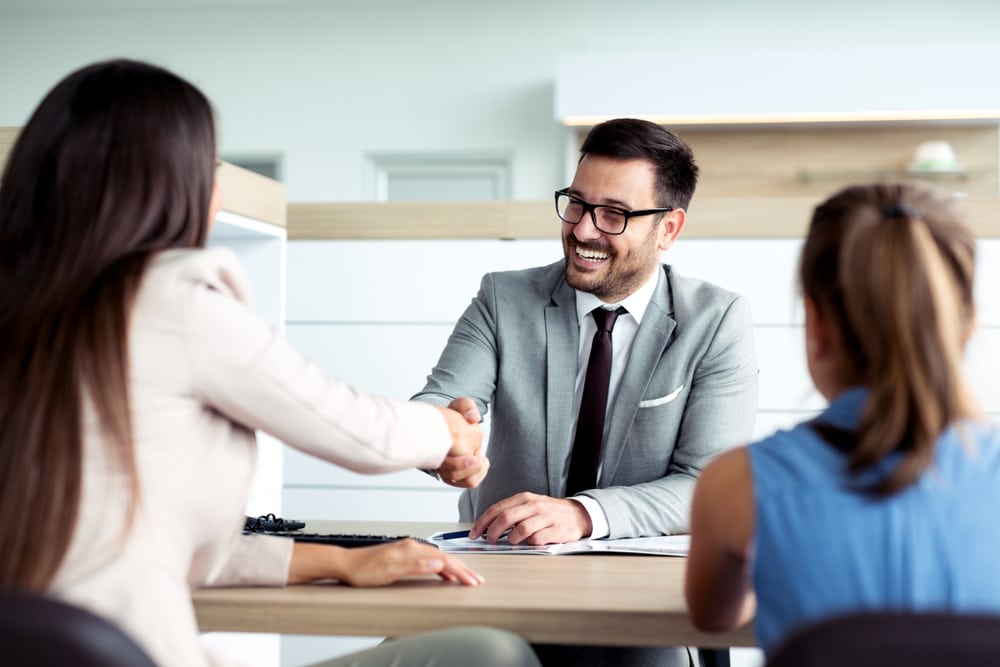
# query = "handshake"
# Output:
<box><xmin>434</xmin><ymin>397</ymin><xmax>490</xmax><ymax>489</ymax></box>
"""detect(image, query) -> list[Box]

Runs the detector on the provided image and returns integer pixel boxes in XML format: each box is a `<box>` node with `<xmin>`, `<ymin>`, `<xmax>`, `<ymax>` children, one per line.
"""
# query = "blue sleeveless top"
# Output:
<box><xmin>750</xmin><ymin>387</ymin><xmax>1000</xmax><ymax>655</ymax></box>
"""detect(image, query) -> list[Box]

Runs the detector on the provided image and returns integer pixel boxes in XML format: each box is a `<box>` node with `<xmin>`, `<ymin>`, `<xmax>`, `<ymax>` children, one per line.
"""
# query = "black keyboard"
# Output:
<box><xmin>242</xmin><ymin>516</ymin><xmax>435</xmax><ymax>549</ymax></box>
<box><xmin>244</xmin><ymin>514</ymin><xmax>305</xmax><ymax>531</ymax></box>
<box><xmin>250</xmin><ymin>531</ymin><xmax>433</xmax><ymax>549</ymax></box>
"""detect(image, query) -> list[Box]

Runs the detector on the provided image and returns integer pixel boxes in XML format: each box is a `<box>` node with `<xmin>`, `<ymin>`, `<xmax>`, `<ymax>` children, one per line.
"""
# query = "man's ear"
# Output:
<box><xmin>657</xmin><ymin>208</ymin><xmax>686</xmax><ymax>251</ymax></box>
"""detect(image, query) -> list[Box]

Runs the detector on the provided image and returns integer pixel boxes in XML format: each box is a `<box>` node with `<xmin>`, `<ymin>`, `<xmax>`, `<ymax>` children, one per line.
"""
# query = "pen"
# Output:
<box><xmin>438</xmin><ymin>530</ymin><xmax>472</xmax><ymax>540</ymax></box>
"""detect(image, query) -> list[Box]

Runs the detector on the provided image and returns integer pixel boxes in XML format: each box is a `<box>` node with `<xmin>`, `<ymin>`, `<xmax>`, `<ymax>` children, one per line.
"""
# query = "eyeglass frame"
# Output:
<box><xmin>554</xmin><ymin>188</ymin><xmax>674</xmax><ymax>236</ymax></box>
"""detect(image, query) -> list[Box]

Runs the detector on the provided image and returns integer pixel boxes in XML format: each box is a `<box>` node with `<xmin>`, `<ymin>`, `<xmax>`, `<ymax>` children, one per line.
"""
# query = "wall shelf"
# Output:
<box><xmin>287</xmin><ymin>196</ymin><xmax>1000</xmax><ymax>240</ymax></box>
<box><xmin>795</xmin><ymin>167</ymin><xmax>995</xmax><ymax>183</ymax></box>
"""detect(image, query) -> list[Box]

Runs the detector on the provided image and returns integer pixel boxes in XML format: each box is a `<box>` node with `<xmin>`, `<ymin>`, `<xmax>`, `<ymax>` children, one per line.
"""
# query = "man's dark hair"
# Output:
<box><xmin>579</xmin><ymin>118</ymin><xmax>699</xmax><ymax>210</ymax></box>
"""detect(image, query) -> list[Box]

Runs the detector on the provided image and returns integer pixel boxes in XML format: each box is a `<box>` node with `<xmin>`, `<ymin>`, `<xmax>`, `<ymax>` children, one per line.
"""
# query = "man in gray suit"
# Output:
<box><xmin>413</xmin><ymin>118</ymin><xmax>758</xmax><ymax>665</ymax></box>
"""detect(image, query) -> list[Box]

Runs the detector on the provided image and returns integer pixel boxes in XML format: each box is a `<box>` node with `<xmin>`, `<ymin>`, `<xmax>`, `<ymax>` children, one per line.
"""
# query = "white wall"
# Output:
<box><xmin>3</xmin><ymin>0</ymin><xmax>1000</xmax><ymax>202</ymax></box>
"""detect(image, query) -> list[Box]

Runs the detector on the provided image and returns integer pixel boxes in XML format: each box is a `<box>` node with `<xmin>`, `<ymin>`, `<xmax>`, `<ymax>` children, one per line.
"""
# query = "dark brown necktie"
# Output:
<box><xmin>566</xmin><ymin>306</ymin><xmax>624</xmax><ymax>496</ymax></box>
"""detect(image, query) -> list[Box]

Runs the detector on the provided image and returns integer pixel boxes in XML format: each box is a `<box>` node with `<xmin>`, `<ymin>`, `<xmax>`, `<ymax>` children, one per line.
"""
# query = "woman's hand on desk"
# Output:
<box><xmin>288</xmin><ymin>540</ymin><xmax>485</xmax><ymax>587</ymax></box>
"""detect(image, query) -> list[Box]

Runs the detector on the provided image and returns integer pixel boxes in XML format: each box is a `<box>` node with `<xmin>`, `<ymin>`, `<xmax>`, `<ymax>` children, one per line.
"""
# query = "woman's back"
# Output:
<box><xmin>750</xmin><ymin>388</ymin><xmax>1000</xmax><ymax>654</ymax></box>
<box><xmin>51</xmin><ymin>249</ymin><xmax>275</xmax><ymax>667</ymax></box>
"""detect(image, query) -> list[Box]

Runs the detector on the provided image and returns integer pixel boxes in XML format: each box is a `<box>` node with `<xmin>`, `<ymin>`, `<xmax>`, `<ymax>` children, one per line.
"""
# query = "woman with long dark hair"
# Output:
<box><xmin>0</xmin><ymin>59</ymin><xmax>537</xmax><ymax>667</ymax></box>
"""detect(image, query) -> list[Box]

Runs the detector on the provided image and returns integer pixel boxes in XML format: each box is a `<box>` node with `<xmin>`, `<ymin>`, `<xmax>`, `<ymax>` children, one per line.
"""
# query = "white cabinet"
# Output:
<box><xmin>208</xmin><ymin>211</ymin><xmax>287</xmax><ymax>519</ymax></box>
<box><xmin>201</xmin><ymin>165</ymin><xmax>287</xmax><ymax>667</ymax></box>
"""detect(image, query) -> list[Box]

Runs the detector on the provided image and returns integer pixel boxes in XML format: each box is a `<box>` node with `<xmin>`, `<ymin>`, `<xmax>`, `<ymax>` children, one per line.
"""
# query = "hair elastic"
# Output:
<box><xmin>882</xmin><ymin>203</ymin><xmax>922</xmax><ymax>220</ymax></box>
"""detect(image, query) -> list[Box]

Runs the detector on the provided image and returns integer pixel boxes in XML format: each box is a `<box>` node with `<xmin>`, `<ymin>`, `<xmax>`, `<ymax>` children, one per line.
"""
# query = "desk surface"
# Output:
<box><xmin>193</xmin><ymin>520</ymin><xmax>755</xmax><ymax>649</ymax></box>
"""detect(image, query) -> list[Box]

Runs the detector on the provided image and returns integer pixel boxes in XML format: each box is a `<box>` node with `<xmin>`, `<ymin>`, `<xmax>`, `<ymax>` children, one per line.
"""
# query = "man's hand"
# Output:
<box><xmin>434</xmin><ymin>403</ymin><xmax>482</xmax><ymax>458</ymax></box>
<box><xmin>436</xmin><ymin>450</ymin><xmax>490</xmax><ymax>488</ymax></box>
<box><xmin>434</xmin><ymin>397</ymin><xmax>490</xmax><ymax>488</ymax></box>
<box><xmin>469</xmin><ymin>492</ymin><xmax>594</xmax><ymax>545</ymax></box>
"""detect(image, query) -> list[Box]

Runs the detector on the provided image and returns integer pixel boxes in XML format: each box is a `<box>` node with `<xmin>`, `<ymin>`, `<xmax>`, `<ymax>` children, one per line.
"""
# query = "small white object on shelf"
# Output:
<box><xmin>908</xmin><ymin>140</ymin><xmax>964</xmax><ymax>173</ymax></box>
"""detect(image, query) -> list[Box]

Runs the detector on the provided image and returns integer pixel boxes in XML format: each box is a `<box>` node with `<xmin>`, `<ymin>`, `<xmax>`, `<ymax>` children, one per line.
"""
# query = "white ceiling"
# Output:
<box><xmin>0</xmin><ymin>0</ymin><xmax>389</xmax><ymax>13</ymax></box>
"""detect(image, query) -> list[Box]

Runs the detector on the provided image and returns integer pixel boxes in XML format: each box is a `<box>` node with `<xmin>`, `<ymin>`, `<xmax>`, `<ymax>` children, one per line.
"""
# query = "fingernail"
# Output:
<box><xmin>464</xmin><ymin>409</ymin><xmax>479</xmax><ymax>421</ymax></box>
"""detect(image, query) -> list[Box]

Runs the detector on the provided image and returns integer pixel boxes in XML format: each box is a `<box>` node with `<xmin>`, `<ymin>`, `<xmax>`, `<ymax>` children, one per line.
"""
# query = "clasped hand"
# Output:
<box><xmin>434</xmin><ymin>397</ymin><xmax>490</xmax><ymax>488</ymax></box>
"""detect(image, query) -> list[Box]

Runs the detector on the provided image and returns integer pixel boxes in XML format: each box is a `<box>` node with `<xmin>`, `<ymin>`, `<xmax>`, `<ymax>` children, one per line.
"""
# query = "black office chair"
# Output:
<box><xmin>0</xmin><ymin>588</ymin><xmax>159</xmax><ymax>666</ymax></box>
<box><xmin>765</xmin><ymin>610</ymin><xmax>1000</xmax><ymax>667</ymax></box>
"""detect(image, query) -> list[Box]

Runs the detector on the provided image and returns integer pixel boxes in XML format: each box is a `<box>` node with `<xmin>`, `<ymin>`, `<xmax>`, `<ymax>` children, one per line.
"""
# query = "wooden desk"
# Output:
<box><xmin>193</xmin><ymin>521</ymin><xmax>754</xmax><ymax>649</ymax></box>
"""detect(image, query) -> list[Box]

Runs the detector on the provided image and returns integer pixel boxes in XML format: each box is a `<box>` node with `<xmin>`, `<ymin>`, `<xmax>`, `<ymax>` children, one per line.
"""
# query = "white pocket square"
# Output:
<box><xmin>639</xmin><ymin>385</ymin><xmax>685</xmax><ymax>408</ymax></box>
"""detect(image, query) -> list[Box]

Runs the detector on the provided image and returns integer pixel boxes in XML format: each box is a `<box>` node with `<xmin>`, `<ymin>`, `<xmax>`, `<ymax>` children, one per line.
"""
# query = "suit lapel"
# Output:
<box><xmin>545</xmin><ymin>278</ymin><xmax>579</xmax><ymax>496</ymax></box>
<box><xmin>600</xmin><ymin>266</ymin><xmax>677</xmax><ymax>485</ymax></box>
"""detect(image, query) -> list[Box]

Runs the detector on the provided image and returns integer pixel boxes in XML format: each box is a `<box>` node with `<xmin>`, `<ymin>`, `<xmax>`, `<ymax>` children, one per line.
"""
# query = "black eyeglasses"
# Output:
<box><xmin>554</xmin><ymin>189</ymin><xmax>673</xmax><ymax>236</ymax></box>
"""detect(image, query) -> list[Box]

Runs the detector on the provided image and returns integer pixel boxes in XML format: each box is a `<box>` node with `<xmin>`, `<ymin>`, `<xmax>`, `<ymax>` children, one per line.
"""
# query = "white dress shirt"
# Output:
<box><xmin>568</xmin><ymin>268</ymin><xmax>661</xmax><ymax>538</ymax></box>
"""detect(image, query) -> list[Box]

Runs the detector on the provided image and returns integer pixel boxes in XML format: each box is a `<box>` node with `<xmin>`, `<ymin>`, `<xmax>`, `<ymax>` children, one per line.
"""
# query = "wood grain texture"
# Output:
<box><xmin>0</xmin><ymin>126</ymin><xmax>18</xmax><ymax>169</ymax></box>
<box><xmin>681</xmin><ymin>124</ymin><xmax>999</xmax><ymax>198</ymax></box>
<box><xmin>216</xmin><ymin>161</ymin><xmax>287</xmax><ymax>228</ymax></box>
<box><xmin>288</xmin><ymin>196</ymin><xmax>1000</xmax><ymax>239</ymax></box>
<box><xmin>2</xmin><ymin>127</ymin><xmax>285</xmax><ymax>228</ymax></box>
<box><xmin>192</xmin><ymin>520</ymin><xmax>756</xmax><ymax>649</ymax></box>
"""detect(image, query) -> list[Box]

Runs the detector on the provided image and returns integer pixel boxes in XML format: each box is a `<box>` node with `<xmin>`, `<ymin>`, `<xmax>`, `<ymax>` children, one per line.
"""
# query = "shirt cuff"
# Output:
<box><xmin>572</xmin><ymin>494</ymin><xmax>610</xmax><ymax>539</ymax></box>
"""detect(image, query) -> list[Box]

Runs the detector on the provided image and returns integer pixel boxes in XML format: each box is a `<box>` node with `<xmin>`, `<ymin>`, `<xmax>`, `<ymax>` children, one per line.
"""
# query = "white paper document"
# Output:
<box><xmin>428</xmin><ymin>532</ymin><xmax>690</xmax><ymax>557</ymax></box>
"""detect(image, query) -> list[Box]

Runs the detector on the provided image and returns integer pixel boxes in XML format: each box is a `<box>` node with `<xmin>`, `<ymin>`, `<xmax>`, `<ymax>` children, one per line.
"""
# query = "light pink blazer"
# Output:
<box><xmin>49</xmin><ymin>247</ymin><xmax>451</xmax><ymax>667</ymax></box>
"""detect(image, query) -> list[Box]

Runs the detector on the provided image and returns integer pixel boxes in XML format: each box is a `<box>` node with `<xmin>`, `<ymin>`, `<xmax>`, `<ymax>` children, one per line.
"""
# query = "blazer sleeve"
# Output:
<box><xmin>585</xmin><ymin>294</ymin><xmax>759</xmax><ymax>538</ymax></box>
<box><xmin>411</xmin><ymin>272</ymin><xmax>500</xmax><ymax>417</ymax></box>
<box><xmin>202</xmin><ymin>534</ymin><xmax>293</xmax><ymax>588</ymax></box>
<box><xmin>178</xmin><ymin>252</ymin><xmax>452</xmax><ymax>474</ymax></box>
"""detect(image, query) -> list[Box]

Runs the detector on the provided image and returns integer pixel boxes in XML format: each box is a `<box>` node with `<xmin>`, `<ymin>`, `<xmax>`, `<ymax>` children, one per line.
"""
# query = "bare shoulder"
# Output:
<box><xmin>692</xmin><ymin>447</ymin><xmax>755</xmax><ymax>556</ymax></box>
<box><xmin>703</xmin><ymin>447</ymin><xmax>751</xmax><ymax>483</ymax></box>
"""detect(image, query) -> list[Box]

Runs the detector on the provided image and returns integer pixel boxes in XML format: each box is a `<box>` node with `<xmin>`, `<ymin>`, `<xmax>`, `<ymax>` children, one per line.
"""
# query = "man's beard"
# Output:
<box><xmin>563</xmin><ymin>233</ymin><xmax>658</xmax><ymax>302</ymax></box>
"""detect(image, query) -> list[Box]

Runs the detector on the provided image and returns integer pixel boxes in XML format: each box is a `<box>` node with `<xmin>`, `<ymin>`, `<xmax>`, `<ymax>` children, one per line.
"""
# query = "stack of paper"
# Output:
<box><xmin>429</xmin><ymin>532</ymin><xmax>690</xmax><ymax>557</ymax></box>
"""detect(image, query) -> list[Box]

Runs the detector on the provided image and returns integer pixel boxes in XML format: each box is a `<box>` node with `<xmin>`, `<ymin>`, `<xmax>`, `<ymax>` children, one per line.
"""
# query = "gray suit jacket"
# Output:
<box><xmin>413</xmin><ymin>260</ymin><xmax>759</xmax><ymax>538</ymax></box>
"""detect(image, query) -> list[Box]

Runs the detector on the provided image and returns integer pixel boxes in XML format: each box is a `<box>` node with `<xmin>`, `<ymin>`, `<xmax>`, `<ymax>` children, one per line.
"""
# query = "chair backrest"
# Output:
<box><xmin>0</xmin><ymin>588</ymin><xmax>158</xmax><ymax>667</ymax></box>
<box><xmin>766</xmin><ymin>611</ymin><xmax>1000</xmax><ymax>667</ymax></box>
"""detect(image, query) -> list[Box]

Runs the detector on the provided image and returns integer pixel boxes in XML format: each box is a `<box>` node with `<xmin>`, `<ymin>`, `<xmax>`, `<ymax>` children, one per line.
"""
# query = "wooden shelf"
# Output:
<box><xmin>2</xmin><ymin>126</ymin><xmax>285</xmax><ymax>229</ymax></box>
<box><xmin>287</xmin><ymin>196</ymin><xmax>1000</xmax><ymax>240</ymax></box>
<box><xmin>795</xmin><ymin>167</ymin><xmax>994</xmax><ymax>183</ymax></box>
<box><xmin>0</xmin><ymin>126</ymin><xmax>18</xmax><ymax>168</ymax></box>
<box><xmin>215</xmin><ymin>161</ymin><xmax>286</xmax><ymax>229</ymax></box>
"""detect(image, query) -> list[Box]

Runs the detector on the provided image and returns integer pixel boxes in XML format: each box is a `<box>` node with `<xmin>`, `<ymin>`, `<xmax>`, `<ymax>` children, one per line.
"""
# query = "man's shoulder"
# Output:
<box><xmin>483</xmin><ymin>259</ymin><xmax>565</xmax><ymax>293</ymax></box>
<box><xmin>662</xmin><ymin>264</ymin><xmax>745</xmax><ymax>309</ymax></box>
<box><xmin>488</xmin><ymin>259</ymin><xmax>564</xmax><ymax>281</ymax></box>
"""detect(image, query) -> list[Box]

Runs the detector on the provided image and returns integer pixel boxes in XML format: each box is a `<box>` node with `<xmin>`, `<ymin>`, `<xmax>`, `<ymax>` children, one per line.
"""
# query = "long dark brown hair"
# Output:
<box><xmin>800</xmin><ymin>182</ymin><xmax>978</xmax><ymax>496</ymax></box>
<box><xmin>0</xmin><ymin>59</ymin><xmax>217</xmax><ymax>590</ymax></box>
